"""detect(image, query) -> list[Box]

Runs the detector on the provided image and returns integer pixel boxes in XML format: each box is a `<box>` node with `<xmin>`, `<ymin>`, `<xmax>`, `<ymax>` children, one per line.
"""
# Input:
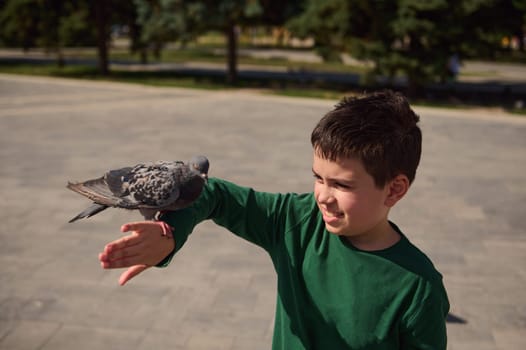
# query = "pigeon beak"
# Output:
<box><xmin>201</xmin><ymin>173</ymin><xmax>208</xmax><ymax>183</ymax></box>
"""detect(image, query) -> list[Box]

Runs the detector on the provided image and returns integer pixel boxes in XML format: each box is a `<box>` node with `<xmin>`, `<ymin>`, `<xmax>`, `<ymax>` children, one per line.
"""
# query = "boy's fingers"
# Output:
<box><xmin>103</xmin><ymin>246</ymin><xmax>141</xmax><ymax>262</ymax></box>
<box><xmin>121</xmin><ymin>221</ymin><xmax>160</xmax><ymax>233</ymax></box>
<box><xmin>100</xmin><ymin>240</ymin><xmax>147</xmax><ymax>264</ymax></box>
<box><xmin>100</xmin><ymin>253</ymin><xmax>141</xmax><ymax>269</ymax></box>
<box><xmin>119</xmin><ymin>265</ymin><xmax>149</xmax><ymax>285</ymax></box>
<box><xmin>104</xmin><ymin>233</ymin><xmax>141</xmax><ymax>253</ymax></box>
<box><xmin>121</xmin><ymin>222</ymin><xmax>141</xmax><ymax>233</ymax></box>
<box><xmin>98</xmin><ymin>222</ymin><xmax>169</xmax><ymax>283</ymax></box>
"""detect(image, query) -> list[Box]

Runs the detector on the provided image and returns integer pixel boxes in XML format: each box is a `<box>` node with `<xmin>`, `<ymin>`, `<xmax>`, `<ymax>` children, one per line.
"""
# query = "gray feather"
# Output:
<box><xmin>67</xmin><ymin>156</ymin><xmax>209</xmax><ymax>222</ymax></box>
<box><xmin>68</xmin><ymin>203</ymin><xmax>108</xmax><ymax>223</ymax></box>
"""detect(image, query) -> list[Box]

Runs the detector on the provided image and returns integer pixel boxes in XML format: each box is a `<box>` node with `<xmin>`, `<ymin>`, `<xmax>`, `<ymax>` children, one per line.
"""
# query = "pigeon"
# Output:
<box><xmin>67</xmin><ymin>155</ymin><xmax>209</xmax><ymax>223</ymax></box>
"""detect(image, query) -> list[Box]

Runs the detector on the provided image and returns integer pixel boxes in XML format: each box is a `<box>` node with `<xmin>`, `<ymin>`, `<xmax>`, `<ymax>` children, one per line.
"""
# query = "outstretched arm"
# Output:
<box><xmin>98</xmin><ymin>221</ymin><xmax>175</xmax><ymax>285</ymax></box>
<box><xmin>98</xmin><ymin>178</ymin><xmax>304</xmax><ymax>284</ymax></box>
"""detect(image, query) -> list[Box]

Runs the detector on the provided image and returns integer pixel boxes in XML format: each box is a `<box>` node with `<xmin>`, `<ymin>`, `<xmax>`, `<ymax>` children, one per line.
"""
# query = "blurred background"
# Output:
<box><xmin>0</xmin><ymin>0</ymin><xmax>525</xmax><ymax>111</ymax></box>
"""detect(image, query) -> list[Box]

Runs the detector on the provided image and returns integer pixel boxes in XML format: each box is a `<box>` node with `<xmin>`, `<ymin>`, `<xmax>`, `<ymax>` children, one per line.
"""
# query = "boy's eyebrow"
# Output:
<box><xmin>311</xmin><ymin>168</ymin><xmax>325</xmax><ymax>178</ymax></box>
<box><xmin>311</xmin><ymin>168</ymin><xmax>356</xmax><ymax>184</ymax></box>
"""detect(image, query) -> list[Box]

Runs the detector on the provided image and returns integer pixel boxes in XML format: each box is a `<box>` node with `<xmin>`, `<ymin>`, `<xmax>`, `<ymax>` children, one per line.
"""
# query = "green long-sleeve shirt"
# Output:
<box><xmin>161</xmin><ymin>178</ymin><xmax>449</xmax><ymax>349</ymax></box>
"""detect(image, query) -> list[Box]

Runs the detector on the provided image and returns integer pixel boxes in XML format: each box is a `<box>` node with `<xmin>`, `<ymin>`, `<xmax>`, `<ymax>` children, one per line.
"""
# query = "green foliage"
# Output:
<box><xmin>134</xmin><ymin>0</ymin><xmax>267</xmax><ymax>82</ymax></box>
<box><xmin>134</xmin><ymin>0</ymin><xmax>265</xmax><ymax>45</ymax></box>
<box><xmin>286</xmin><ymin>0</ymin><xmax>526</xmax><ymax>93</ymax></box>
<box><xmin>0</xmin><ymin>0</ymin><xmax>95</xmax><ymax>49</ymax></box>
<box><xmin>58</xmin><ymin>6</ymin><xmax>94</xmax><ymax>47</ymax></box>
<box><xmin>1</xmin><ymin>0</ymin><xmax>524</xmax><ymax>88</ymax></box>
<box><xmin>0</xmin><ymin>0</ymin><xmax>41</xmax><ymax>48</ymax></box>
<box><xmin>287</xmin><ymin>0</ymin><xmax>351</xmax><ymax>61</ymax></box>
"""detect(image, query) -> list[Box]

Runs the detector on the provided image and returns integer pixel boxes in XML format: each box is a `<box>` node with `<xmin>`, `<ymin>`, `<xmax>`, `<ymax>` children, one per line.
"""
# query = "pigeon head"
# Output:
<box><xmin>189</xmin><ymin>155</ymin><xmax>210</xmax><ymax>181</ymax></box>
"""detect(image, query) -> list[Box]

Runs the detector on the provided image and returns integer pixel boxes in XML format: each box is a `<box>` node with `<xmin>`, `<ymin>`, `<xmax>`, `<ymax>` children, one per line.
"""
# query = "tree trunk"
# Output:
<box><xmin>140</xmin><ymin>49</ymin><xmax>148</xmax><ymax>64</ymax></box>
<box><xmin>94</xmin><ymin>0</ymin><xmax>109</xmax><ymax>75</ymax></box>
<box><xmin>56</xmin><ymin>48</ymin><xmax>65</xmax><ymax>68</ymax></box>
<box><xmin>225</xmin><ymin>21</ymin><xmax>238</xmax><ymax>85</ymax></box>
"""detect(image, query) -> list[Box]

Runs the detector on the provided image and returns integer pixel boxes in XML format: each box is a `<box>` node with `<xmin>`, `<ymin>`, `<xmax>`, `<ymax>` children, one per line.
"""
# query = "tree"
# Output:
<box><xmin>0</xmin><ymin>0</ymin><xmax>95</xmax><ymax>66</ymax></box>
<box><xmin>92</xmin><ymin>0</ymin><xmax>110</xmax><ymax>74</ymax></box>
<box><xmin>135</xmin><ymin>0</ymin><xmax>266</xmax><ymax>84</ymax></box>
<box><xmin>513</xmin><ymin>0</ymin><xmax>526</xmax><ymax>51</ymax></box>
<box><xmin>0</xmin><ymin>0</ymin><xmax>41</xmax><ymax>50</ymax></box>
<box><xmin>287</xmin><ymin>0</ymin><xmax>355</xmax><ymax>62</ymax></box>
<box><xmin>287</xmin><ymin>0</ymin><xmax>526</xmax><ymax>94</ymax></box>
<box><xmin>134</xmin><ymin>0</ymin><xmax>195</xmax><ymax>62</ymax></box>
<box><xmin>259</xmin><ymin>0</ymin><xmax>304</xmax><ymax>25</ymax></box>
<box><xmin>0</xmin><ymin>0</ymin><xmax>140</xmax><ymax>74</ymax></box>
<box><xmin>91</xmin><ymin>0</ymin><xmax>140</xmax><ymax>74</ymax></box>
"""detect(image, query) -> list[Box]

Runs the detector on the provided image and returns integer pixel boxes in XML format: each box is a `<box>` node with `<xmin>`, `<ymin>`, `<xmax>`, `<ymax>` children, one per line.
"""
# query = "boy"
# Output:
<box><xmin>99</xmin><ymin>90</ymin><xmax>449</xmax><ymax>349</ymax></box>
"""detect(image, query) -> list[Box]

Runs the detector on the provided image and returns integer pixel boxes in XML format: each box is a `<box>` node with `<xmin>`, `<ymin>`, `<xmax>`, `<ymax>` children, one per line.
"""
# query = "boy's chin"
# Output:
<box><xmin>324</xmin><ymin>224</ymin><xmax>348</xmax><ymax>236</ymax></box>
<box><xmin>324</xmin><ymin>222</ymin><xmax>360</xmax><ymax>239</ymax></box>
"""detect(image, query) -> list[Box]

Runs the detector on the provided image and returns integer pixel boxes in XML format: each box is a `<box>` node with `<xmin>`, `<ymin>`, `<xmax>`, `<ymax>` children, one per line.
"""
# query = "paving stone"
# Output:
<box><xmin>39</xmin><ymin>325</ymin><xmax>142</xmax><ymax>350</ymax></box>
<box><xmin>0</xmin><ymin>320</ymin><xmax>61</xmax><ymax>350</ymax></box>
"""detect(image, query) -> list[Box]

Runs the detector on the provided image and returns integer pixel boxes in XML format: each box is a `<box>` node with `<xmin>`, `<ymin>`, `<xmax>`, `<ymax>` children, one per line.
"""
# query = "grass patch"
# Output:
<box><xmin>5</xmin><ymin>46</ymin><xmax>369</xmax><ymax>75</ymax></box>
<box><xmin>1</xmin><ymin>58</ymin><xmax>524</xmax><ymax>115</ymax></box>
<box><xmin>508</xmin><ymin>105</ymin><xmax>526</xmax><ymax>116</ymax></box>
<box><xmin>268</xmin><ymin>88</ymin><xmax>347</xmax><ymax>100</ymax></box>
<box><xmin>0</xmin><ymin>61</ymin><xmax>96</xmax><ymax>76</ymax></box>
<box><xmin>0</xmin><ymin>61</ymin><xmax>290</xmax><ymax>91</ymax></box>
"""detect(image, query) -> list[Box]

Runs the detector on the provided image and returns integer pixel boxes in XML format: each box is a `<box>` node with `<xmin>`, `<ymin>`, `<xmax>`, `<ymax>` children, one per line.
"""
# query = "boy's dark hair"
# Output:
<box><xmin>311</xmin><ymin>90</ymin><xmax>422</xmax><ymax>188</ymax></box>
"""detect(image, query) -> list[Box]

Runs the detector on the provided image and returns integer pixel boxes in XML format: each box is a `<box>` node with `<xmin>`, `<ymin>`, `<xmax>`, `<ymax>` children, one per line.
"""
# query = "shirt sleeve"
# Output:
<box><xmin>156</xmin><ymin>177</ymin><xmax>297</xmax><ymax>267</ymax></box>
<box><xmin>400</xmin><ymin>280</ymin><xmax>450</xmax><ymax>349</ymax></box>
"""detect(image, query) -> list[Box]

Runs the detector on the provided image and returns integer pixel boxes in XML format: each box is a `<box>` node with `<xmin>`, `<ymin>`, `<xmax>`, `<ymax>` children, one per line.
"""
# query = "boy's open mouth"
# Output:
<box><xmin>320</xmin><ymin>208</ymin><xmax>344</xmax><ymax>224</ymax></box>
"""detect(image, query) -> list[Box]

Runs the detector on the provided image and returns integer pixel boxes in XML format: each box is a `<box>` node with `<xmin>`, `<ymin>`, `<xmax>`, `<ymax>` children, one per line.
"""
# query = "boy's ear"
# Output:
<box><xmin>384</xmin><ymin>174</ymin><xmax>410</xmax><ymax>207</ymax></box>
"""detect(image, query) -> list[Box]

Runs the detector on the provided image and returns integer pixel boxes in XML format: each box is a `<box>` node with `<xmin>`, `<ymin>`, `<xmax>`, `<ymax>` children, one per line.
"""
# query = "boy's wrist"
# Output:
<box><xmin>154</xmin><ymin>221</ymin><xmax>176</xmax><ymax>268</ymax></box>
<box><xmin>155</xmin><ymin>249</ymin><xmax>176</xmax><ymax>267</ymax></box>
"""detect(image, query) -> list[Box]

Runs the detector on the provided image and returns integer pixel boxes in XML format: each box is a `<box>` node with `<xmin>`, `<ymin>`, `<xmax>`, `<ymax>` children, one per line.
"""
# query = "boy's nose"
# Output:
<box><xmin>316</xmin><ymin>185</ymin><xmax>335</xmax><ymax>204</ymax></box>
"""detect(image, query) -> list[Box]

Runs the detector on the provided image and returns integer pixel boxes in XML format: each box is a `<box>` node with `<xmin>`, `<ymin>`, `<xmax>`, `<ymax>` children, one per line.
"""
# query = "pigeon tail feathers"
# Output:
<box><xmin>69</xmin><ymin>203</ymin><xmax>108</xmax><ymax>223</ymax></box>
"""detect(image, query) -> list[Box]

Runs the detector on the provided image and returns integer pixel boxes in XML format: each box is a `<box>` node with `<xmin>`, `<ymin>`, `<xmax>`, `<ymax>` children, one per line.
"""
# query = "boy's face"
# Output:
<box><xmin>312</xmin><ymin>152</ymin><xmax>395</xmax><ymax>247</ymax></box>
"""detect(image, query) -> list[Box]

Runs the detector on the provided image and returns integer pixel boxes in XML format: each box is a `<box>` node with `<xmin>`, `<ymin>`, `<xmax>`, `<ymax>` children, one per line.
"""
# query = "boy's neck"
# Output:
<box><xmin>345</xmin><ymin>221</ymin><xmax>401</xmax><ymax>251</ymax></box>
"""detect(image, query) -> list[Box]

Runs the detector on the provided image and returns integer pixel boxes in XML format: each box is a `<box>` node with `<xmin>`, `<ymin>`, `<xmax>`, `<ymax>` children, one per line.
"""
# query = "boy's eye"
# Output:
<box><xmin>335</xmin><ymin>182</ymin><xmax>350</xmax><ymax>189</ymax></box>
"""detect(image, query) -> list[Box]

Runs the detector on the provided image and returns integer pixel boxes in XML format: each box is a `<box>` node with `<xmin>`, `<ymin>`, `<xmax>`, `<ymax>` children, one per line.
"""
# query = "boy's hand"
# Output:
<box><xmin>98</xmin><ymin>221</ymin><xmax>175</xmax><ymax>285</ymax></box>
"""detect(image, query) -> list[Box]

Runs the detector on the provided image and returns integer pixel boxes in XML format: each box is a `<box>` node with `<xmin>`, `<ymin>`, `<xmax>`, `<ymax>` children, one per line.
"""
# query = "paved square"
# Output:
<box><xmin>1</xmin><ymin>74</ymin><xmax>525</xmax><ymax>349</ymax></box>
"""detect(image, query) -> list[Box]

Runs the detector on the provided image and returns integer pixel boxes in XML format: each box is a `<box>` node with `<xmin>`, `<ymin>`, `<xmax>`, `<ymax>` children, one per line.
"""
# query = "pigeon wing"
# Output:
<box><xmin>67</xmin><ymin>177</ymin><xmax>124</xmax><ymax>207</ymax></box>
<box><xmin>67</xmin><ymin>164</ymin><xmax>142</xmax><ymax>208</ymax></box>
<box><xmin>127</xmin><ymin>162</ymin><xmax>183</xmax><ymax>208</ymax></box>
<box><xmin>104</xmin><ymin>166</ymin><xmax>134</xmax><ymax>196</ymax></box>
